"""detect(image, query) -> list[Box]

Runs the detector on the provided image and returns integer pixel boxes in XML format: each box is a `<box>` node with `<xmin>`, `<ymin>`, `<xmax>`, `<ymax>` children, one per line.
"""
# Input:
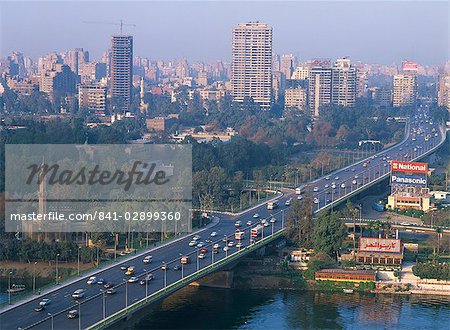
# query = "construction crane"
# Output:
<box><xmin>83</xmin><ymin>19</ymin><xmax>136</xmax><ymax>35</ymax></box>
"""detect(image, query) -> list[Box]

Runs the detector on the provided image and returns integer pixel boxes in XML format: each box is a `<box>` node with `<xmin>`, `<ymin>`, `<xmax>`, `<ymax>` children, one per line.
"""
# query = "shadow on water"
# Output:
<box><xmin>130</xmin><ymin>286</ymin><xmax>450</xmax><ymax>330</ymax></box>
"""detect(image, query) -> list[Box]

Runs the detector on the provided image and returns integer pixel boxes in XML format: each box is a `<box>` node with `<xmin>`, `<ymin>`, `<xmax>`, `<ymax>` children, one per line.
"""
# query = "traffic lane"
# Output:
<box><xmin>4</xmin><ymin>199</ymin><xmax>290</xmax><ymax>329</ymax></box>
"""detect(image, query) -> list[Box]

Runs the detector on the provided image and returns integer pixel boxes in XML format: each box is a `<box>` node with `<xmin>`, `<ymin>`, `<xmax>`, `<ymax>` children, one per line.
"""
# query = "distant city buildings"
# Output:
<box><xmin>393</xmin><ymin>71</ymin><xmax>417</xmax><ymax>107</ymax></box>
<box><xmin>231</xmin><ymin>22</ymin><xmax>273</xmax><ymax>110</ymax></box>
<box><xmin>331</xmin><ymin>57</ymin><xmax>357</xmax><ymax>107</ymax></box>
<box><xmin>284</xmin><ymin>84</ymin><xmax>308</xmax><ymax>112</ymax></box>
<box><xmin>78</xmin><ymin>84</ymin><xmax>107</xmax><ymax>114</ymax></box>
<box><xmin>39</xmin><ymin>63</ymin><xmax>77</xmax><ymax>102</ymax></box>
<box><xmin>110</xmin><ymin>35</ymin><xmax>133</xmax><ymax>112</ymax></box>
<box><xmin>308</xmin><ymin>59</ymin><xmax>332</xmax><ymax>117</ymax></box>
<box><xmin>437</xmin><ymin>74</ymin><xmax>450</xmax><ymax>109</ymax></box>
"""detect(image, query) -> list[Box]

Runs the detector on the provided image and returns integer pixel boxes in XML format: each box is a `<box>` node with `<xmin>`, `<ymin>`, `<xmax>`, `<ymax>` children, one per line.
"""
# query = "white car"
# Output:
<box><xmin>236</xmin><ymin>242</ymin><xmax>243</xmax><ymax>249</ymax></box>
<box><xmin>213</xmin><ymin>243</ymin><xmax>220</xmax><ymax>249</ymax></box>
<box><xmin>128</xmin><ymin>276</ymin><xmax>139</xmax><ymax>283</ymax></box>
<box><xmin>297</xmin><ymin>195</ymin><xmax>303</xmax><ymax>200</ymax></box>
<box><xmin>192</xmin><ymin>235</ymin><xmax>200</xmax><ymax>241</ymax></box>
<box><xmin>39</xmin><ymin>298</ymin><xmax>51</xmax><ymax>306</ymax></box>
<box><xmin>227</xmin><ymin>241</ymin><xmax>235</xmax><ymax>247</ymax></box>
<box><xmin>235</xmin><ymin>221</ymin><xmax>241</xmax><ymax>227</ymax></box>
<box><xmin>314</xmin><ymin>198</ymin><xmax>319</xmax><ymax>204</ymax></box>
<box><xmin>87</xmin><ymin>276</ymin><xmax>97</xmax><ymax>285</ymax></box>
<box><xmin>143</xmin><ymin>255</ymin><xmax>152</xmax><ymax>264</ymax></box>
<box><xmin>198</xmin><ymin>253</ymin><xmax>205</xmax><ymax>259</ymax></box>
<box><xmin>253</xmin><ymin>213</ymin><xmax>259</xmax><ymax>218</ymax></box>
<box><xmin>352</xmin><ymin>180</ymin><xmax>357</xmax><ymax>185</ymax></box>
<box><xmin>196</xmin><ymin>242</ymin><xmax>204</xmax><ymax>248</ymax></box>
<box><xmin>325</xmin><ymin>176</ymin><xmax>330</xmax><ymax>180</ymax></box>
<box><xmin>335</xmin><ymin>176</ymin><xmax>339</xmax><ymax>180</ymax></box>
<box><xmin>313</xmin><ymin>187</ymin><xmax>319</xmax><ymax>192</ymax></box>
<box><xmin>223</xmin><ymin>246</ymin><xmax>229</xmax><ymax>252</ymax></box>
<box><xmin>341</xmin><ymin>183</ymin><xmax>346</xmax><ymax>189</ymax></box>
<box><xmin>188</xmin><ymin>241</ymin><xmax>196</xmax><ymax>247</ymax></box>
<box><xmin>210</xmin><ymin>231</ymin><xmax>217</xmax><ymax>237</ymax></box>
<box><xmin>324</xmin><ymin>184</ymin><xmax>329</xmax><ymax>188</ymax></box>
<box><xmin>71</xmin><ymin>289</ymin><xmax>85</xmax><ymax>300</ymax></box>
<box><xmin>270</xmin><ymin>217</ymin><xmax>276</xmax><ymax>223</ymax></box>
<box><xmin>246</xmin><ymin>220</ymin><xmax>252</xmax><ymax>226</ymax></box>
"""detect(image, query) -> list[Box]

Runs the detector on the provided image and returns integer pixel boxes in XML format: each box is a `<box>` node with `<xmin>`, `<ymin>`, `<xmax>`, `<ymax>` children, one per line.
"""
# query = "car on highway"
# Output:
<box><xmin>297</xmin><ymin>195</ymin><xmax>303</xmax><ymax>200</ymax></box>
<box><xmin>331</xmin><ymin>183</ymin><xmax>336</xmax><ymax>189</ymax></box>
<box><xmin>196</xmin><ymin>242</ymin><xmax>204</xmax><ymax>248</ymax></box>
<box><xmin>201</xmin><ymin>248</ymin><xmax>208</xmax><ymax>253</ymax></box>
<box><xmin>246</xmin><ymin>220</ymin><xmax>252</xmax><ymax>226</ymax></box>
<box><xmin>223</xmin><ymin>246</ymin><xmax>229</xmax><ymax>252</ymax></box>
<box><xmin>270</xmin><ymin>217</ymin><xmax>276</xmax><ymax>223</ymax></box>
<box><xmin>67</xmin><ymin>310</ymin><xmax>79</xmax><ymax>319</ymax></box>
<box><xmin>34</xmin><ymin>305</ymin><xmax>46</xmax><ymax>312</ymax></box>
<box><xmin>87</xmin><ymin>276</ymin><xmax>97</xmax><ymax>285</ymax></box>
<box><xmin>189</xmin><ymin>240</ymin><xmax>196</xmax><ymax>247</ymax></box>
<box><xmin>285</xmin><ymin>198</ymin><xmax>292</xmax><ymax>206</ymax></box>
<box><xmin>106</xmin><ymin>288</ymin><xmax>116</xmax><ymax>295</ymax></box>
<box><xmin>313</xmin><ymin>186</ymin><xmax>319</xmax><ymax>192</ymax></box>
<box><xmin>314</xmin><ymin>198</ymin><xmax>319</xmax><ymax>204</ymax></box>
<box><xmin>352</xmin><ymin>180</ymin><xmax>357</xmax><ymax>185</ymax></box>
<box><xmin>325</xmin><ymin>176</ymin><xmax>330</xmax><ymax>180</ymax></box>
<box><xmin>235</xmin><ymin>221</ymin><xmax>241</xmax><ymax>227</ymax></box>
<box><xmin>341</xmin><ymin>183</ymin><xmax>346</xmax><ymax>189</ymax></box>
<box><xmin>125</xmin><ymin>267</ymin><xmax>135</xmax><ymax>276</ymax></box>
<box><xmin>198</xmin><ymin>253</ymin><xmax>206</xmax><ymax>259</ymax></box>
<box><xmin>120</xmin><ymin>265</ymin><xmax>129</xmax><ymax>271</ymax></box>
<box><xmin>104</xmin><ymin>282</ymin><xmax>114</xmax><ymax>289</ymax></box>
<box><xmin>71</xmin><ymin>289</ymin><xmax>85</xmax><ymax>300</ymax></box>
<box><xmin>236</xmin><ymin>242</ymin><xmax>243</xmax><ymax>249</ymax></box>
<box><xmin>143</xmin><ymin>255</ymin><xmax>152</xmax><ymax>264</ymax></box>
<box><xmin>128</xmin><ymin>276</ymin><xmax>139</xmax><ymax>283</ymax></box>
<box><xmin>325</xmin><ymin>184</ymin><xmax>329</xmax><ymax>188</ymax></box>
<box><xmin>96</xmin><ymin>278</ymin><xmax>106</xmax><ymax>285</ymax></box>
<box><xmin>253</xmin><ymin>213</ymin><xmax>260</xmax><ymax>218</ymax></box>
<box><xmin>227</xmin><ymin>241</ymin><xmax>235</xmax><ymax>247</ymax></box>
<box><xmin>140</xmin><ymin>274</ymin><xmax>154</xmax><ymax>285</ymax></box>
<box><xmin>210</xmin><ymin>231</ymin><xmax>217</xmax><ymax>237</ymax></box>
<box><xmin>39</xmin><ymin>298</ymin><xmax>51</xmax><ymax>306</ymax></box>
<box><xmin>161</xmin><ymin>263</ymin><xmax>167</xmax><ymax>270</ymax></box>
<box><xmin>335</xmin><ymin>176</ymin><xmax>339</xmax><ymax>180</ymax></box>
<box><xmin>192</xmin><ymin>235</ymin><xmax>200</xmax><ymax>241</ymax></box>
<box><xmin>173</xmin><ymin>265</ymin><xmax>181</xmax><ymax>271</ymax></box>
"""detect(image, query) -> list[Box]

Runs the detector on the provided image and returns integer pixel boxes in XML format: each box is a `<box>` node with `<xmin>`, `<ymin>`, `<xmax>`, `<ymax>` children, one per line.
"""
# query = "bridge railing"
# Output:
<box><xmin>87</xmin><ymin>228</ymin><xmax>286</xmax><ymax>330</ymax></box>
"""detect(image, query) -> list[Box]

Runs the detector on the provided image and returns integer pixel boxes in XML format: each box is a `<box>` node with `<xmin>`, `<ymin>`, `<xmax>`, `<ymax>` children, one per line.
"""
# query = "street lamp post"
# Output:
<box><xmin>55</xmin><ymin>254</ymin><xmax>60</xmax><ymax>284</ymax></box>
<box><xmin>224</xmin><ymin>235</ymin><xmax>228</xmax><ymax>257</ymax></box>
<box><xmin>77</xmin><ymin>246</ymin><xmax>81</xmax><ymax>276</ymax></box>
<box><xmin>164</xmin><ymin>264</ymin><xmax>167</xmax><ymax>287</ymax></box>
<box><xmin>78</xmin><ymin>301</ymin><xmax>81</xmax><ymax>330</ymax></box>
<box><xmin>196</xmin><ymin>248</ymin><xmax>199</xmax><ymax>271</ymax></box>
<box><xmin>48</xmin><ymin>313</ymin><xmax>54</xmax><ymax>330</ymax></box>
<box><xmin>144</xmin><ymin>269</ymin><xmax>149</xmax><ymax>301</ymax></box>
<box><xmin>102</xmin><ymin>290</ymin><xmax>106</xmax><ymax>320</ymax></box>
<box><xmin>8</xmin><ymin>271</ymin><xmax>12</xmax><ymax>305</ymax></box>
<box><xmin>33</xmin><ymin>261</ymin><xmax>37</xmax><ymax>294</ymax></box>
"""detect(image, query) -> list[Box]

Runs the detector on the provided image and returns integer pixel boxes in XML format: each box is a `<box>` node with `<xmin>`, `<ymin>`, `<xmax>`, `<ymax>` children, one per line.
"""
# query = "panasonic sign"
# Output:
<box><xmin>391</xmin><ymin>174</ymin><xmax>427</xmax><ymax>186</ymax></box>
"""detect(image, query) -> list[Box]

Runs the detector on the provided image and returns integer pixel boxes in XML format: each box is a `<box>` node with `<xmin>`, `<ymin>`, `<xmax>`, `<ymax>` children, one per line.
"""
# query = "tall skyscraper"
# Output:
<box><xmin>331</xmin><ymin>57</ymin><xmax>357</xmax><ymax>107</ymax></box>
<box><xmin>66</xmin><ymin>48</ymin><xmax>89</xmax><ymax>76</ymax></box>
<box><xmin>231</xmin><ymin>22</ymin><xmax>272</xmax><ymax>110</ymax></box>
<box><xmin>308</xmin><ymin>59</ymin><xmax>332</xmax><ymax>117</ymax></box>
<box><xmin>110</xmin><ymin>35</ymin><xmax>133</xmax><ymax>112</ymax></box>
<box><xmin>393</xmin><ymin>73</ymin><xmax>417</xmax><ymax>107</ymax></box>
<box><xmin>437</xmin><ymin>74</ymin><xmax>450</xmax><ymax>109</ymax></box>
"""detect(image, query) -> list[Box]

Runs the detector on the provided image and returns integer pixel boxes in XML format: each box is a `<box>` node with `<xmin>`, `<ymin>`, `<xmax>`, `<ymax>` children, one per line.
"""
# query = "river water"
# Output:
<box><xmin>133</xmin><ymin>286</ymin><xmax>449</xmax><ymax>329</ymax></box>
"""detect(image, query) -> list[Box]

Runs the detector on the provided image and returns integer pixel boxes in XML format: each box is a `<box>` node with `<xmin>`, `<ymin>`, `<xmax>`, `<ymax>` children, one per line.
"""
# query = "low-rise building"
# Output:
<box><xmin>78</xmin><ymin>84</ymin><xmax>107</xmax><ymax>114</ymax></box>
<box><xmin>315</xmin><ymin>269</ymin><xmax>377</xmax><ymax>282</ymax></box>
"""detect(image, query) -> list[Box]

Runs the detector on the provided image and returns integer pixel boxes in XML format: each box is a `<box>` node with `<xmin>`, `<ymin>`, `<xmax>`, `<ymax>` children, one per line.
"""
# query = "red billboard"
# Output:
<box><xmin>359</xmin><ymin>238</ymin><xmax>401</xmax><ymax>253</ymax></box>
<box><xmin>402</xmin><ymin>61</ymin><xmax>418</xmax><ymax>72</ymax></box>
<box><xmin>391</xmin><ymin>160</ymin><xmax>428</xmax><ymax>174</ymax></box>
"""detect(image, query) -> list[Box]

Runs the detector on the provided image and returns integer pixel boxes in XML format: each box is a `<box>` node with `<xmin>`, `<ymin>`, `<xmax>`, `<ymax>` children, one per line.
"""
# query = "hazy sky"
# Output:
<box><xmin>0</xmin><ymin>1</ymin><xmax>448</xmax><ymax>65</ymax></box>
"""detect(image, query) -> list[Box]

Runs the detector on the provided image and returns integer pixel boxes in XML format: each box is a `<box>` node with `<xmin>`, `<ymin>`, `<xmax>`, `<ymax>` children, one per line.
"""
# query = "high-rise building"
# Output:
<box><xmin>66</xmin><ymin>48</ymin><xmax>89</xmax><ymax>75</ymax></box>
<box><xmin>291</xmin><ymin>66</ymin><xmax>309</xmax><ymax>80</ymax></box>
<box><xmin>39</xmin><ymin>63</ymin><xmax>77</xmax><ymax>102</ymax></box>
<box><xmin>231</xmin><ymin>22</ymin><xmax>272</xmax><ymax>110</ymax></box>
<box><xmin>284</xmin><ymin>85</ymin><xmax>307</xmax><ymax>112</ymax></box>
<box><xmin>110</xmin><ymin>35</ymin><xmax>133</xmax><ymax>112</ymax></box>
<box><xmin>369</xmin><ymin>87</ymin><xmax>392</xmax><ymax>107</ymax></box>
<box><xmin>393</xmin><ymin>73</ymin><xmax>417</xmax><ymax>107</ymax></box>
<box><xmin>308</xmin><ymin>59</ymin><xmax>332</xmax><ymax>117</ymax></box>
<box><xmin>331</xmin><ymin>58</ymin><xmax>357</xmax><ymax>107</ymax></box>
<box><xmin>437</xmin><ymin>74</ymin><xmax>450</xmax><ymax>109</ymax></box>
<box><xmin>78</xmin><ymin>84</ymin><xmax>107</xmax><ymax>114</ymax></box>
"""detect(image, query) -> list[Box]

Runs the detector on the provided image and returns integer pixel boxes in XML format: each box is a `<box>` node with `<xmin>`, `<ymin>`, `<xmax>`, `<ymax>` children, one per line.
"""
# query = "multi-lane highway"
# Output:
<box><xmin>0</xmin><ymin>107</ymin><xmax>446</xmax><ymax>330</ymax></box>
<box><xmin>304</xmin><ymin>107</ymin><xmax>445</xmax><ymax>212</ymax></box>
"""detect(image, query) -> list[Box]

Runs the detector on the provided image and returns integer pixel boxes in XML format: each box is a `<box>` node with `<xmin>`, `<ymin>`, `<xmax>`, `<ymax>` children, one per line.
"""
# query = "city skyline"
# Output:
<box><xmin>0</xmin><ymin>1</ymin><xmax>448</xmax><ymax>65</ymax></box>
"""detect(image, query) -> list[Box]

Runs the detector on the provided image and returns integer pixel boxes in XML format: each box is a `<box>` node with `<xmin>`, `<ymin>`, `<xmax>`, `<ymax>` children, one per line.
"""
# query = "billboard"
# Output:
<box><xmin>391</xmin><ymin>173</ymin><xmax>427</xmax><ymax>186</ymax></box>
<box><xmin>402</xmin><ymin>61</ymin><xmax>418</xmax><ymax>72</ymax></box>
<box><xmin>359</xmin><ymin>238</ymin><xmax>402</xmax><ymax>253</ymax></box>
<box><xmin>391</xmin><ymin>160</ymin><xmax>428</xmax><ymax>174</ymax></box>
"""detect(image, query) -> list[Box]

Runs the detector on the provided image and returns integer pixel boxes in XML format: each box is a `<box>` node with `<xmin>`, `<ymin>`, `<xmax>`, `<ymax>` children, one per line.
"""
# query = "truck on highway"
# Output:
<box><xmin>251</xmin><ymin>224</ymin><xmax>264</xmax><ymax>238</ymax></box>
<box><xmin>180</xmin><ymin>256</ymin><xmax>191</xmax><ymax>264</ymax></box>
<box><xmin>267</xmin><ymin>200</ymin><xmax>279</xmax><ymax>210</ymax></box>
<box><xmin>295</xmin><ymin>186</ymin><xmax>305</xmax><ymax>195</ymax></box>
<box><xmin>235</xmin><ymin>230</ymin><xmax>245</xmax><ymax>240</ymax></box>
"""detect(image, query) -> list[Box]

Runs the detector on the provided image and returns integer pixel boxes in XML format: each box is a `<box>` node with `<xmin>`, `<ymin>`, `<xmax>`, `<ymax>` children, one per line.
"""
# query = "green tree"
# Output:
<box><xmin>285</xmin><ymin>195</ymin><xmax>314</xmax><ymax>248</ymax></box>
<box><xmin>312</xmin><ymin>211</ymin><xmax>347</xmax><ymax>258</ymax></box>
